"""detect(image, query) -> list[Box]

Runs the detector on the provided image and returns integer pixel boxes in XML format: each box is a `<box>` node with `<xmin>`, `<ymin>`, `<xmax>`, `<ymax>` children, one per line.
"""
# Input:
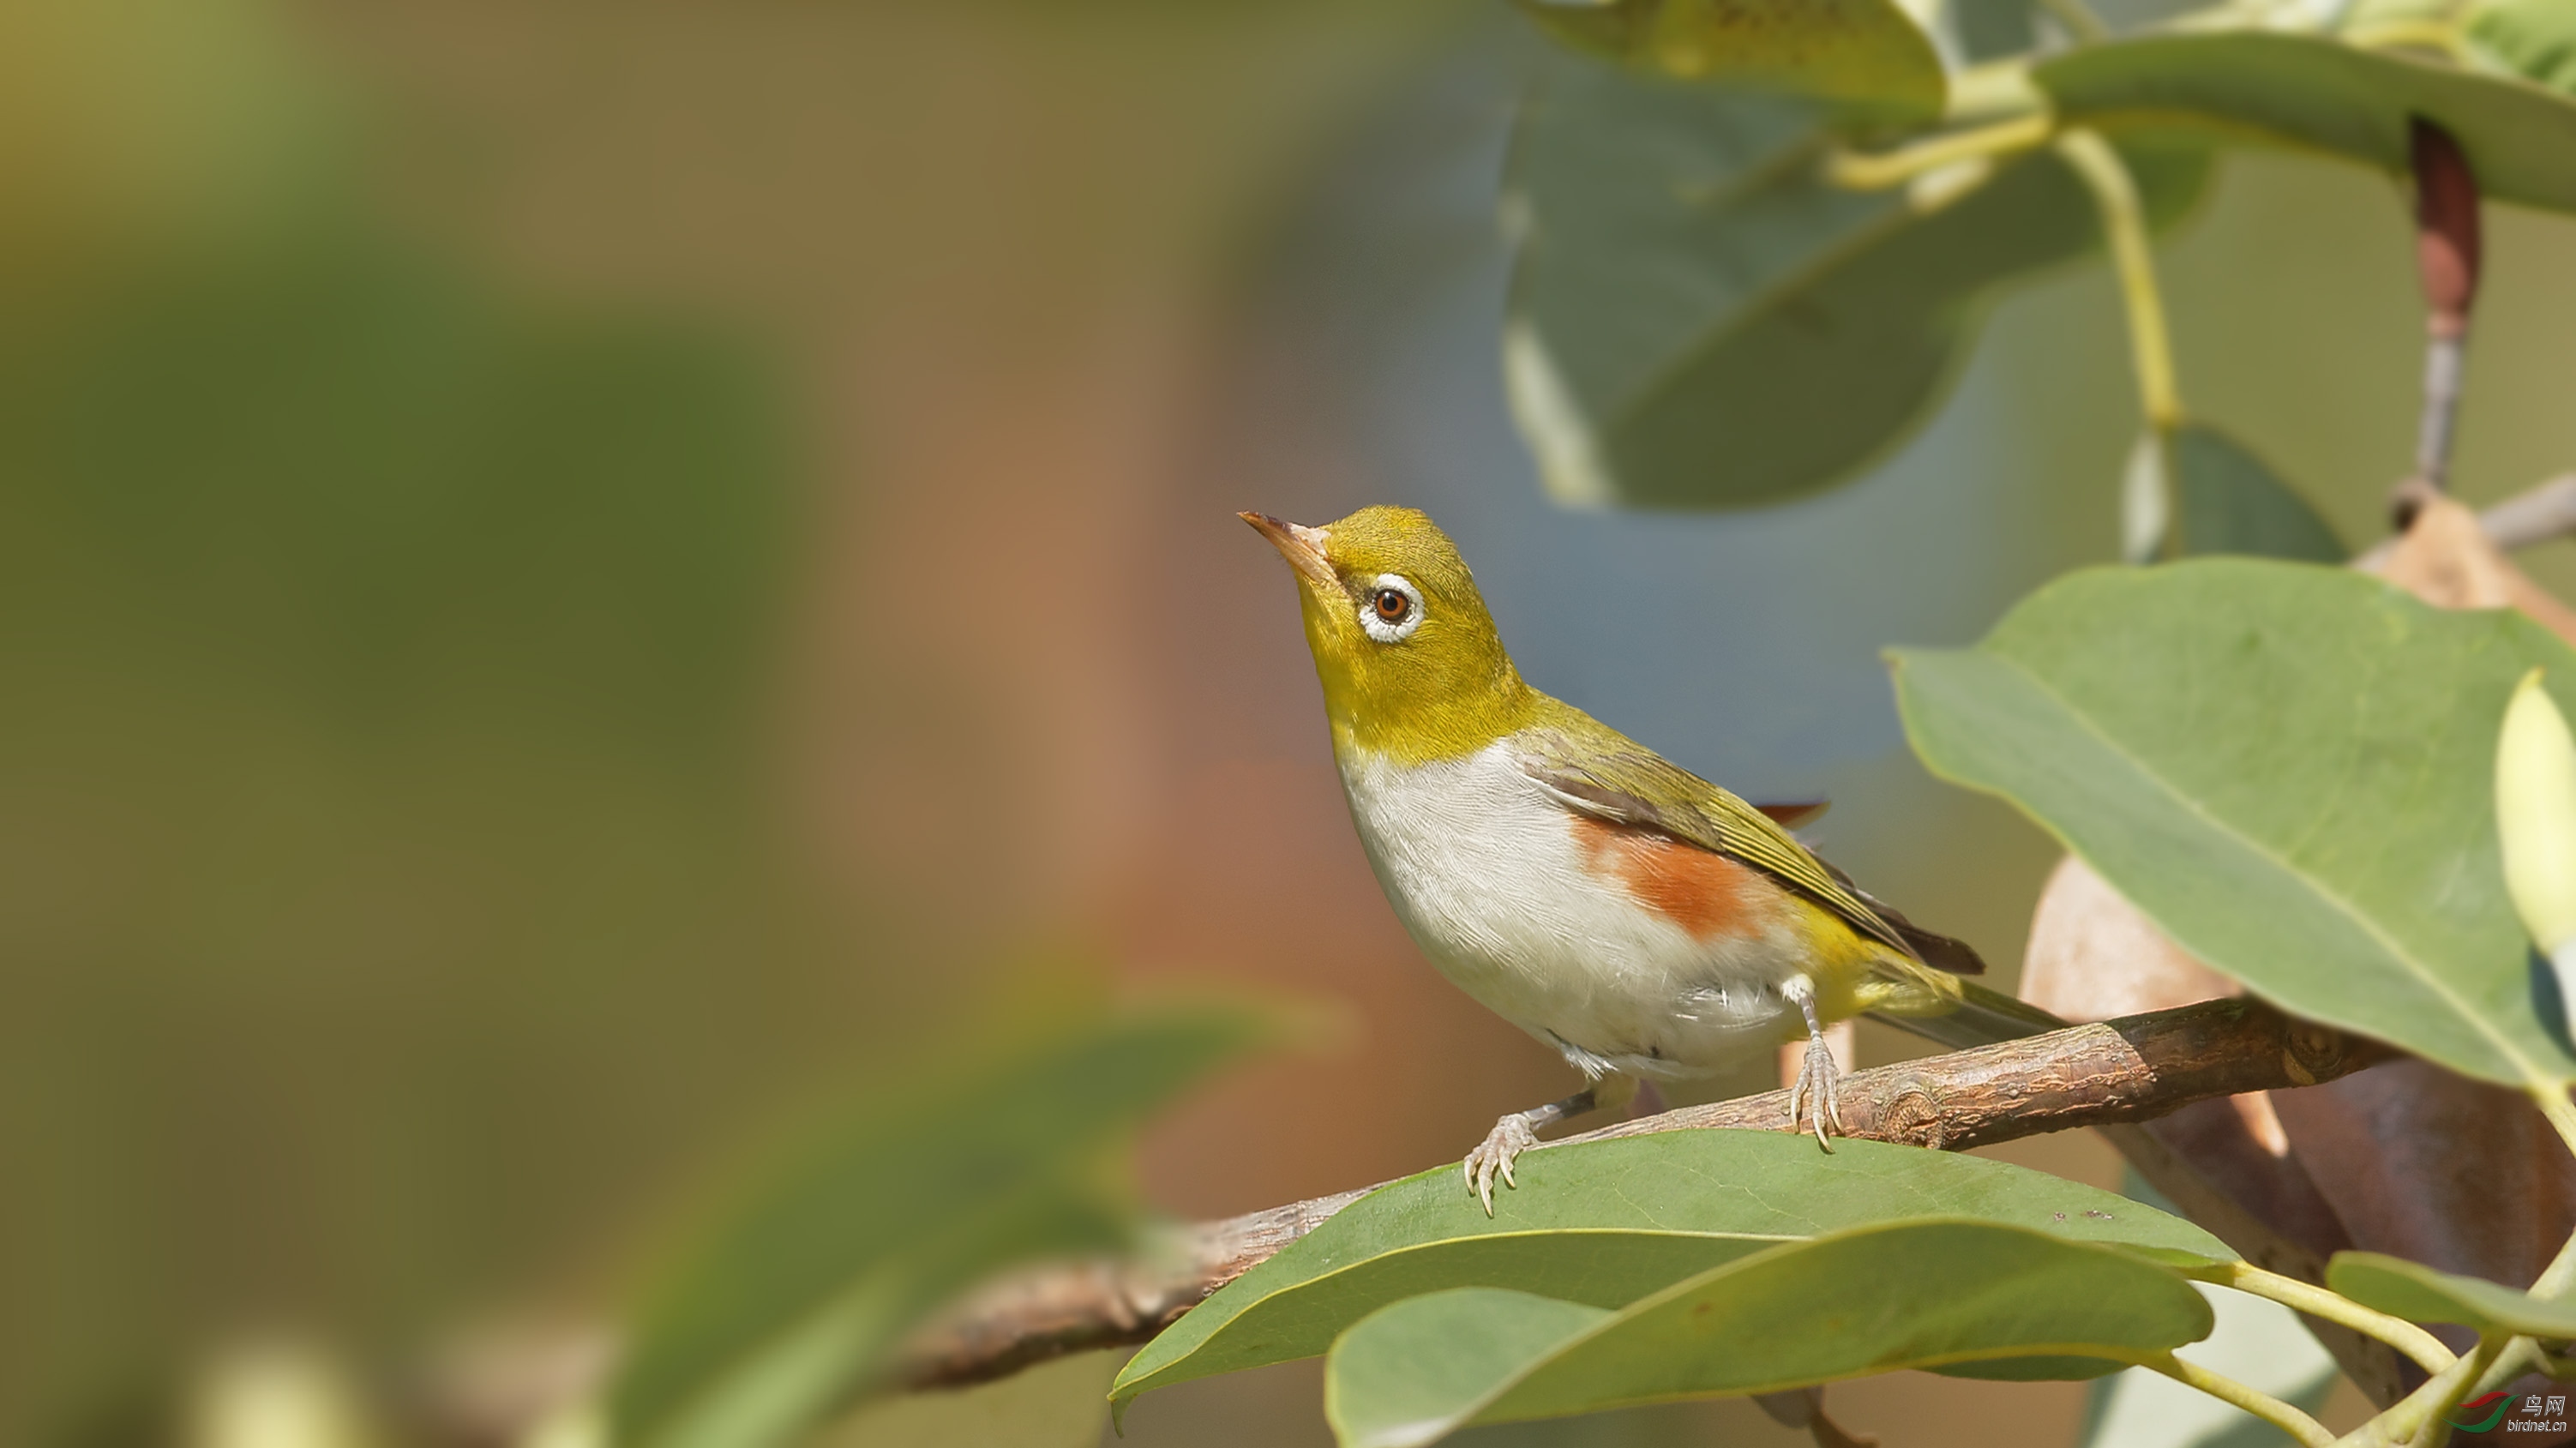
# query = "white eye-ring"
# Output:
<box><xmin>1359</xmin><ymin>574</ymin><xmax>1424</xmax><ymax>643</ymax></box>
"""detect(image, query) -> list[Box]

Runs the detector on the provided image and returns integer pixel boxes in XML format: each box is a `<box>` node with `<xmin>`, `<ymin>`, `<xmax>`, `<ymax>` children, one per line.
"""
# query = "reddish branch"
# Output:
<box><xmin>896</xmin><ymin>997</ymin><xmax>2393</xmax><ymax>1390</ymax></box>
<box><xmin>2399</xmin><ymin>117</ymin><xmax>2483</xmax><ymax>520</ymax></box>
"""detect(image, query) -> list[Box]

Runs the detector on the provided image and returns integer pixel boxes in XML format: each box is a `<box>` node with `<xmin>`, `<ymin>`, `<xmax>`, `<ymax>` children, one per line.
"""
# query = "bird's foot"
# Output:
<box><xmin>1785</xmin><ymin>1035</ymin><xmax>1844</xmax><ymax>1151</ymax></box>
<box><xmin>1781</xmin><ymin>974</ymin><xmax>1844</xmax><ymax>1151</ymax></box>
<box><xmin>1464</xmin><ymin>1113</ymin><xmax>1540</xmax><ymax>1216</ymax></box>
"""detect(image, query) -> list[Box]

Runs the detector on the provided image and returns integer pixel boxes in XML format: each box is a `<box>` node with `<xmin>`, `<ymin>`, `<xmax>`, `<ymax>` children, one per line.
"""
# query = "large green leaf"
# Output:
<box><xmin>2039</xmin><ymin>32</ymin><xmax>2576</xmax><ymax>214</ymax></box>
<box><xmin>2328</xmin><ymin>1251</ymin><xmax>2576</xmax><ymax>1337</ymax></box>
<box><xmin>1504</xmin><ymin>61</ymin><xmax>2208</xmax><ymax>510</ymax></box>
<box><xmin>1323</xmin><ymin>1223</ymin><xmax>2214</xmax><ymax>1448</ymax></box>
<box><xmin>1516</xmin><ymin>0</ymin><xmax>1945</xmax><ymax>123</ymax></box>
<box><xmin>1890</xmin><ymin>560</ymin><xmax>2576</xmax><ymax>1089</ymax></box>
<box><xmin>609</xmin><ymin>1003</ymin><xmax>1275</xmax><ymax>1448</ymax></box>
<box><xmin>1111</xmin><ymin>1132</ymin><xmax>2229</xmax><ymax>1409</ymax></box>
<box><xmin>2169</xmin><ymin>422</ymin><xmax>2346</xmax><ymax>562</ymax></box>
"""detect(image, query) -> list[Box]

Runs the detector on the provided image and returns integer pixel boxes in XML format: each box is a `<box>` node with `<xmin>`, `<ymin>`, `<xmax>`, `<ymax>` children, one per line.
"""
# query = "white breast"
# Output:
<box><xmin>1336</xmin><ymin>739</ymin><xmax>1798</xmax><ymax>1078</ymax></box>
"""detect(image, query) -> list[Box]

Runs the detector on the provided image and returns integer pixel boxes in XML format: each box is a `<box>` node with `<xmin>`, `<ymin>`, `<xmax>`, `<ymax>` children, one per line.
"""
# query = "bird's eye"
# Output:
<box><xmin>1358</xmin><ymin>574</ymin><xmax>1424</xmax><ymax>643</ymax></box>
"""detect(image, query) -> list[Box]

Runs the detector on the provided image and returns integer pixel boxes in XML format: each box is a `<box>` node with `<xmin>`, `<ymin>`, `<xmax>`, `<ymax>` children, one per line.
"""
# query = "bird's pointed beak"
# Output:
<box><xmin>1240</xmin><ymin>511</ymin><xmax>1340</xmax><ymax>593</ymax></box>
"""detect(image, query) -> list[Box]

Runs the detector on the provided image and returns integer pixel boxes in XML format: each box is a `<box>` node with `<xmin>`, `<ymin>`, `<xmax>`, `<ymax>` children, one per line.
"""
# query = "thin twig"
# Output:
<box><xmin>2480</xmin><ymin>475</ymin><xmax>2576</xmax><ymax>552</ymax></box>
<box><xmin>896</xmin><ymin>998</ymin><xmax>2393</xmax><ymax>1389</ymax></box>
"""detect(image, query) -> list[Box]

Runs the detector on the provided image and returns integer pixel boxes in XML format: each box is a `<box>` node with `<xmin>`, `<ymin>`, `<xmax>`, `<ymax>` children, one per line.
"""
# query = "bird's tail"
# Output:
<box><xmin>1842</xmin><ymin>889</ymin><xmax>2067</xmax><ymax>1048</ymax></box>
<box><xmin>1876</xmin><ymin>978</ymin><xmax>2067</xmax><ymax>1051</ymax></box>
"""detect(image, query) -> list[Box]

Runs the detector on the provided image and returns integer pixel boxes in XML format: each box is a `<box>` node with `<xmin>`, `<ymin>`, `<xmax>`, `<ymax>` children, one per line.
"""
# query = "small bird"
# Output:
<box><xmin>1244</xmin><ymin>505</ymin><xmax>1993</xmax><ymax>1212</ymax></box>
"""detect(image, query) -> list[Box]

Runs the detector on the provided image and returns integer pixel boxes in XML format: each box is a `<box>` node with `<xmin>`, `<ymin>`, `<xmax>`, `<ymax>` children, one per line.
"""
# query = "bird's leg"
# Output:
<box><xmin>1782</xmin><ymin>975</ymin><xmax>1843</xmax><ymax>1151</ymax></box>
<box><xmin>1464</xmin><ymin>1076</ymin><xmax>1636</xmax><ymax>1215</ymax></box>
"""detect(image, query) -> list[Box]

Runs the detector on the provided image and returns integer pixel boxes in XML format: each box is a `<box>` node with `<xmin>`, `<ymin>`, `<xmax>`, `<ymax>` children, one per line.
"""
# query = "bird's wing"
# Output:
<box><xmin>1510</xmin><ymin>719</ymin><xmax>1918</xmax><ymax>960</ymax></box>
<box><xmin>1815</xmin><ymin>856</ymin><xmax>1987</xmax><ymax>976</ymax></box>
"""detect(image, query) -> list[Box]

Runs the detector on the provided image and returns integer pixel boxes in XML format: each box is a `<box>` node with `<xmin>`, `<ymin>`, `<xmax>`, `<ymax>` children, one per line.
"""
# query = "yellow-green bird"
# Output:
<box><xmin>1245</xmin><ymin>505</ymin><xmax>1995</xmax><ymax>1212</ymax></box>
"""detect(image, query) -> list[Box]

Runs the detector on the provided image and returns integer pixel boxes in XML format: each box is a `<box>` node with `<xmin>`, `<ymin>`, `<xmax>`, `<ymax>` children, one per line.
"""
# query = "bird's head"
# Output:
<box><xmin>1241</xmin><ymin>506</ymin><xmax>1531</xmax><ymax>761</ymax></box>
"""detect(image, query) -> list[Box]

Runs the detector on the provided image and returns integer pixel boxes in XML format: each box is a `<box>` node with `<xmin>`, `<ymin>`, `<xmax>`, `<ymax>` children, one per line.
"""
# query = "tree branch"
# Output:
<box><xmin>2472</xmin><ymin>472</ymin><xmax>2576</xmax><ymax>554</ymax></box>
<box><xmin>895</xmin><ymin>997</ymin><xmax>2393</xmax><ymax>1391</ymax></box>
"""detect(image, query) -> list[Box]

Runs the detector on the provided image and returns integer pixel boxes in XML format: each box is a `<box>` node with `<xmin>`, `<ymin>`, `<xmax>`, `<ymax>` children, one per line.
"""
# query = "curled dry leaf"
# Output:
<box><xmin>2378</xmin><ymin>492</ymin><xmax>2576</xmax><ymax>642</ymax></box>
<box><xmin>2021</xmin><ymin>856</ymin><xmax>2381</xmax><ymax>1392</ymax></box>
<box><xmin>2024</xmin><ymin>853</ymin><xmax>2237</xmax><ymax>1024</ymax></box>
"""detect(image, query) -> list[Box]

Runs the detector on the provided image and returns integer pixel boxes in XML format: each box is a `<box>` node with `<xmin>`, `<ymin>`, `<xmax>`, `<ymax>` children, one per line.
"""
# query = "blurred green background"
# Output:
<box><xmin>8</xmin><ymin>2</ymin><xmax>2576</xmax><ymax>1445</ymax></box>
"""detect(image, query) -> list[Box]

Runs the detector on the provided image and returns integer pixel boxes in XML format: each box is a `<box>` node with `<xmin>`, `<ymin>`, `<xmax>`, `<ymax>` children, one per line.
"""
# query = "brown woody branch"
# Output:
<box><xmin>896</xmin><ymin>996</ymin><xmax>2393</xmax><ymax>1391</ymax></box>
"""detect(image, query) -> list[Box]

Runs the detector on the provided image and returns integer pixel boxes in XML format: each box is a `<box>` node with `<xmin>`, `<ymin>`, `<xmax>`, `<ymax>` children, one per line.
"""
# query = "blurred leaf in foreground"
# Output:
<box><xmin>609</xmin><ymin>1000</ymin><xmax>1279</xmax><ymax>1448</ymax></box>
<box><xmin>821</xmin><ymin>1349</ymin><xmax>1117</xmax><ymax>1448</ymax></box>
<box><xmin>1114</xmin><ymin>1132</ymin><xmax>2229</xmax><ymax>1409</ymax></box>
<box><xmin>1516</xmin><ymin>0</ymin><xmax>1945</xmax><ymax>123</ymax></box>
<box><xmin>2039</xmin><ymin>33</ymin><xmax>2576</xmax><ymax>214</ymax></box>
<box><xmin>0</xmin><ymin>230</ymin><xmax>802</xmax><ymax>1448</ymax></box>
<box><xmin>1321</xmin><ymin>1222</ymin><xmax>2213</xmax><ymax>1448</ymax></box>
<box><xmin>2467</xmin><ymin>0</ymin><xmax>2576</xmax><ymax>96</ymax></box>
<box><xmin>1891</xmin><ymin>560</ymin><xmax>2576</xmax><ymax>1091</ymax></box>
<box><xmin>1504</xmin><ymin>58</ymin><xmax>2207</xmax><ymax>510</ymax></box>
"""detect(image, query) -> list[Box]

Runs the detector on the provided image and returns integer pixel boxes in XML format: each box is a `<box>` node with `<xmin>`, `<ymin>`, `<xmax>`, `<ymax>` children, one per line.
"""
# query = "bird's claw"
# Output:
<box><xmin>1464</xmin><ymin>1114</ymin><xmax>1540</xmax><ymax>1216</ymax></box>
<box><xmin>1786</xmin><ymin>1037</ymin><xmax>1844</xmax><ymax>1151</ymax></box>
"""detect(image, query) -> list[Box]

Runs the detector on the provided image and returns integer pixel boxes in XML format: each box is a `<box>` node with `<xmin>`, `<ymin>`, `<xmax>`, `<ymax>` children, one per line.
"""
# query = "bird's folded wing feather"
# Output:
<box><xmin>1510</xmin><ymin>723</ymin><xmax>1916</xmax><ymax>958</ymax></box>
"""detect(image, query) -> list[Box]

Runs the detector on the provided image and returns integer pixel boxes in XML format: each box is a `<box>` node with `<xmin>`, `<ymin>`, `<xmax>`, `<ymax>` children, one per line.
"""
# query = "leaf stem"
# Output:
<box><xmin>2036</xmin><ymin>0</ymin><xmax>2113</xmax><ymax>42</ymax></box>
<box><xmin>2195</xmin><ymin>1262</ymin><xmax>2456</xmax><ymax>1375</ymax></box>
<box><xmin>2356</xmin><ymin>1335</ymin><xmax>2501</xmax><ymax>1447</ymax></box>
<box><xmin>2345</xmin><ymin>18</ymin><xmax>2473</xmax><ymax>60</ymax></box>
<box><xmin>1945</xmin><ymin>60</ymin><xmax>2046</xmax><ymax>123</ymax></box>
<box><xmin>2141</xmin><ymin>1351</ymin><xmax>2334</xmax><ymax>1447</ymax></box>
<box><xmin>2055</xmin><ymin>127</ymin><xmax>2182</xmax><ymax>431</ymax></box>
<box><xmin>1825</xmin><ymin>112</ymin><xmax>2054</xmax><ymax>191</ymax></box>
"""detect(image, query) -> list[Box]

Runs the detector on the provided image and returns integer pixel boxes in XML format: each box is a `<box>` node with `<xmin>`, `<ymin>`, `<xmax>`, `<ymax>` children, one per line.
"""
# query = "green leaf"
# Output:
<box><xmin>2038</xmin><ymin>33</ymin><xmax>2576</xmax><ymax>214</ymax></box>
<box><xmin>1504</xmin><ymin>62</ymin><xmax>2209</xmax><ymax>510</ymax></box>
<box><xmin>2328</xmin><ymin>1251</ymin><xmax>2576</xmax><ymax>1337</ymax></box>
<box><xmin>2469</xmin><ymin>0</ymin><xmax>2576</xmax><ymax>96</ymax></box>
<box><xmin>1323</xmin><ymin>1223</ymin><xmax>2213</xmax><ymax>1448</ymax></box>
<box><xmin>1515</xmin><ymin>0</ymin><xmax>1945</xmax><ymax>123</ymax></box>
<box><xmin>1889</xmin><ymin>560</ymin><xmax>2576</xmax><ymax>1090</ymax></box>
<box><xmin>2169</xmin><ymin>422</ymin><xmax>2345</xmax><ymax>562</ymax></box>
<box><xmin>1112</xmin><ymin>1131</ymin><xmax>2229</xmax><ymax>1409</ymax></box>
<box><xmin>1327</xmin><ymin>1291</ymin><xmax>1612</xmax><ymax>1448</ymax></box>
<box><xmin>609</xmin><ymin>1003</ymin><xmax>1276</xmax><ymax>1448</ymax></box>
<box><xmin>1927</xmin><ymin>1355</ymin><xmax>2128</xmax><ymax>1380</ymax></box>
